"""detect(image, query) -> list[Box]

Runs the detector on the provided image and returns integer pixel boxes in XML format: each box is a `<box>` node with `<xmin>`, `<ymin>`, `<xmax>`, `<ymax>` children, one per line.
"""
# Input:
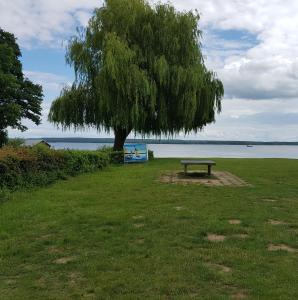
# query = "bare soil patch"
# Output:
<box><xmin>205</xmin><ymin>262</ymin><xmax>231</xmax><ymax>273</ymax></box>
<box><xmin>160</xmin><ymin>171</ymin><xmax>250</xmax><ymax>187</ymax></box>
<box><xmin>188</xmin><ymin>293</ymin><xmax>200</xmax><ymax>298</ymax></box>
<box><xmin>206</xmin><ymin>233</ymin><xmax>226</xmax><ymax>242</ymax></box>
<box><xmin>268</xmin><ymin>244</ymin><xmax>297</xmax><ymax>253</ymax></box>
<box><xmin>37</xmin><ymin>234</ymin><xmax>52</xmax><ymax>240</ymax></box>
<box><xmin>48</xmin><ymin>246</ymin><xmax>64</xmax><ymax>254</ymax></box>
<box><xmin>229</xmin><ymin>219</ymin><xmax>241</xmax><ymax>225</ymax></box>
<box><xmin>134</xmin><ymin>238</ymin><xmax>145</xmax><ymax>244</ymax></box>
<box><xmin>53</xmin><ymin>257</ymin><xmax>76</xmax><ymax>264</ymax></box>
<box><xmin>68</xmin><ymin>272</ymin><xmax>82</xmax><ymax>286</ymax></box>
<box><xmin>231</xmin><ymin>292</ymin><xmax>248</xmax><ymax>299</ymax></box>
<box><xmin>84</xmin><ymin>291</ymin><xmax>96</xmax><ymax>298</ymax></box>
<box><xmin>134</xmin><ymin>223</ymin><xmax>145</xmax><ymax>228</ymax></box>
<box><xmin>272</xmin><ymin>206</ymin><xmax>285</xmax><ymax>211</ymax></box>
<box><xmin>5</xmin><ymin>279</ymin><xmax>17</xmax><ymax>285</ymax></box>
<box><xmin>267</xmin><ymin>219</ymin><xmax>286</xmax><ymax>225</ymax></box>
<box><xmin>132</xmin><ymin>215</ymin><xmax>144</xmax><ymax>220</ymax></box>
<box><xmin>233</xmin><ymin>234</ymin><xmax>249</xmax><ymax>239</ymax></box>
<box><xmin>35</xmin><ymin>277</ymin><xmax>47</xmax><ymax>288</ymax></box>
<box><xmin>174</xmin><ymin>206</ymin><xmax>185</xmax><ymax>211</ymax></box>
<box><xmin>262</xmin><ymin>199</ymin><xmax>277</xmax><ymax>202</ymax></box>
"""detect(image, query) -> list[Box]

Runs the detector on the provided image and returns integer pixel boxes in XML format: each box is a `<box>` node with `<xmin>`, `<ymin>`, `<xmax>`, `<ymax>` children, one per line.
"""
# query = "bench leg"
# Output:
<box><xmin>184</xmin><ymin>164</ymin><xmax>187</xmax><ymax>176</ymax></box>
<box><xmin>208</xmin><ymin>165</ymin><xmax>211</xmax><ymax>176</ymax></box>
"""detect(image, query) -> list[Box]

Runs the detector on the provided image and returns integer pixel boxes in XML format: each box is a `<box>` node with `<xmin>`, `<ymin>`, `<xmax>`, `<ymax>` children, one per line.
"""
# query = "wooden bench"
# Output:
<box><xmin>180</xmin><ymin>160</ymin><xmax>216</xmax><ymax>176</ymax></box>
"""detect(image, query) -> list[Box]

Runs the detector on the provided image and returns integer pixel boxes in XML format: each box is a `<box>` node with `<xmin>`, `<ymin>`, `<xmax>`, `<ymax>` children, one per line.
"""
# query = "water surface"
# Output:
<box><xmin>50</xmin><ymin>142</ymin><xmax>298</xmax><ymax>159</ymax></box>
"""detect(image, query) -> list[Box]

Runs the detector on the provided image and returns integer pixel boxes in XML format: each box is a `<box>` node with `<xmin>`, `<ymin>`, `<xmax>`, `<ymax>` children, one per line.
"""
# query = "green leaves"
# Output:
<box><xmin>49</xmin><ymin>0</ymin><xmax>224</xmax><ymax>143</ymax></box>
<box><xmin>0</xmin><ymin>28</ymin><xmax>43</xmax><ymax>147</ymax></box>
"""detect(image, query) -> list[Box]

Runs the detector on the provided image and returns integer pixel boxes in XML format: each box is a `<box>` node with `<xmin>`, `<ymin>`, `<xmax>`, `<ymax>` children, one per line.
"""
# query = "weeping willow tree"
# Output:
<box><xmin>49</xmin><ymin>0</ymin><xmax>224</xmax><ymax>150</ymax></box>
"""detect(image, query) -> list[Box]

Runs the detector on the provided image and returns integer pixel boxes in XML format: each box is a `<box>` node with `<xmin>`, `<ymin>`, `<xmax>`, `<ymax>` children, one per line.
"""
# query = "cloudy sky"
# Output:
<box><xmin>1</xmin><ymin>0</ymin><xmax>298</xmax><ymax>141</ymax></box>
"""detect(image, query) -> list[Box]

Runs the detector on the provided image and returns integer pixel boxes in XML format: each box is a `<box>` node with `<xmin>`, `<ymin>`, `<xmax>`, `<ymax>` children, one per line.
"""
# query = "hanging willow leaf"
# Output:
<box><xmin>48</xmin><ymin>0</ymin><xmax>224</xmax><ymax>150</ymax></box>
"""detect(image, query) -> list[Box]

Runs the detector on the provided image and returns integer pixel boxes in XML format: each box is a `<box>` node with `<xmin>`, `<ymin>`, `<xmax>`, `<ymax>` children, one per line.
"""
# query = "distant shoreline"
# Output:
<box><xmin>25</xmin><ymin>137</ymin><xmax>298</xmax><ymax>146</ymax></box>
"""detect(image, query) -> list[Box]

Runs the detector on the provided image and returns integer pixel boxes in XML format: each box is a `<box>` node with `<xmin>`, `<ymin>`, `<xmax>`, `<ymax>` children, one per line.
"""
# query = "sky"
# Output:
<box><xmin>1</xmin><ymin>0</ymin><xmax>298</xmax><ymax>141</ymax></box>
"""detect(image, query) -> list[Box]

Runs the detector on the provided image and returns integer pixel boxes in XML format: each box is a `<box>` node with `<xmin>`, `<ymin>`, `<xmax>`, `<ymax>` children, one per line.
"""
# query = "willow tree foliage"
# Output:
<box><xmin>0</xmin><ymin>28</ymin><xmax>43</xmax><ymax>147</ymax></box>
<box><xmin>49</xmin><ymin>0</ymin><xmax>224</xmax><ymax>150</ymax></box>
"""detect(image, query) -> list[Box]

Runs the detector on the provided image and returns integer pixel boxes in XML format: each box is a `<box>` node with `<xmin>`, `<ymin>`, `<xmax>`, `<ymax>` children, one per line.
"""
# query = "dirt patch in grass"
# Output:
<box><xmin>206</xmin><ymin>233</ymin><xmax>226</xmax><ymax>242</ymax></box>
<box><xmin>229</xmin><ymin>219</ymin><xmax>241</xmax><ymax>225</ymax></box>
<box><xmin>35</xmin><ymin>276</ymin><xmax>48</xmax><ymax>288</ymax></box>
<box><xmin>132</xmin><ymin>215</ymin><xmax>144</xmax><ymax>220</ymax></box>
<box><xmin>5</xmin><ymin>279</ymin><xmax>17</xmax><ymax>285</ymax></box>
<box><xmin>232</xmin><ymin>234</ymin><xmax>249</xmax><ymax>239</ymax></box>
<box><xmin>272</xmin><ymin>206</ymin><xmax>285</xmax><ymax>211</ymax></box>
<box><xmin>134</xmin><ymin>223</ymin><xmax>145</xmax><ymax>228</ymax></box>
<box><xmin>68</xmin><ymin>272</ymin><xmax>82</xmax><ymax>286</ymax></box>
<box><xmin>262</xmin><ymin>199</ymin><xmax>277</xmax><ymax>202</ymax></box>
<box><xmin>53</xmin><ymin>257</ymin><xmax>76</xmax><ymax>264</ymax></box>
<box><xmin>37</xmin><ymin>234</ymin><xmax>52</xmax><ymax>240</ymax></box>
<box><xmin>267</xmin><ymin>219</ymin><xmax>286</xmax><ymax>225</ymax></box>
<box><xmin>134</xmin><ymin>238</ymin><xmax>145</xmax><ymax>244</ymax></box>
<box><xmin>160</xmin><ymin>171</ymin><xmax>250</xmax><ymax>187</ymax></box>
<box><xmin>188</xmin><ymin>293</ymin><xmax>200</xmax><ymax>298</ymax></box>
<box><xmin>231</xmin><ymin>292</ymin><xmax>248</xmax><ymax>299</ymax></box>
<box><xmin>84</xmin><ymin>291</ymin><xmax>96</xmax><ymax>298</ymax></box>
<box><xmin>205</xmin><ymin>262</ymin><xmax>231</xmax><ymax>273</ymax></box>
<box><xmin>268</xmin><ymin>244</ymin><xmax>297</xmax><ymax>253</ymax></box>
<box><xmin>48</xmin><ymin>246</ymin><xmax>65</xmax><ymax>254</ymax></box>
<box><xmin>174</xmin><ymin>206</ymin><xmax>185</xmax><ymax>211</ymax></box>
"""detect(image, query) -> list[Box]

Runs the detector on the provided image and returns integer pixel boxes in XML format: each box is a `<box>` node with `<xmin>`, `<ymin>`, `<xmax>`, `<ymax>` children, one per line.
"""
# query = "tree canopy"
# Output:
<box><xmin>0</xmin><ymin>28</ymin><xmax>43</xmax><ymax>147</ymax></box>
<box><xmin>49</xmin><ymin>0</ymin><xmax>224</xmax><ymax>150</ymax></box>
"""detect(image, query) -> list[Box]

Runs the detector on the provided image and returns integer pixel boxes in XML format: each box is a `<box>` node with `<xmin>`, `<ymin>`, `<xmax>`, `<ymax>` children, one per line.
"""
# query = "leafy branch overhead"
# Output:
<box><xmin>49</xmin><ymin>0</ymin><xmax>224</xmax><ymax>150</ymax></box>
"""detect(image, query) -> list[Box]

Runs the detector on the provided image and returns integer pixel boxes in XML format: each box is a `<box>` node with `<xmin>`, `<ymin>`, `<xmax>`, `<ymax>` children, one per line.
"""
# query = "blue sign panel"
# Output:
<box><xmin>124</xmin><ymin>144</ymin><xmax>148</xmax><ymax>163</ymax></box>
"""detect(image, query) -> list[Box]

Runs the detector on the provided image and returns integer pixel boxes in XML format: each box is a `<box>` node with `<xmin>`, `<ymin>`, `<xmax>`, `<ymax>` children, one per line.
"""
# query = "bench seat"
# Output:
<box><xmin>180</xmin><ymin>160</ymin><xmax>216</xmax><ymax>176</ymax></box>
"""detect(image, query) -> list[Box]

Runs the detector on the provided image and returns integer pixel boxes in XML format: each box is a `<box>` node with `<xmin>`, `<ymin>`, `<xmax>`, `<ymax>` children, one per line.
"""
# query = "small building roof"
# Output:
<box><xmin>23</xmin><ymin>139</ymin><xmax>51</xmax><ymax>148</ymax></box>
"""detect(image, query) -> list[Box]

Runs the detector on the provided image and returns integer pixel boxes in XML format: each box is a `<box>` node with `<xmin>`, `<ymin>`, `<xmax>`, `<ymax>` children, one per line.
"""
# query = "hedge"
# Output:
<box><xmin>148</xmin><ymin>149</ymin><xmax>154</xmax><ymax>160</ymax></box>
<box><xmin>0</xmin><ymin>145</ymin><xmax>154</xmax><ymax>197</ymax></box>
<box><xmin>0</xmin><ymin>145</ymin><xmax>110</xmax><ymax>191</ymax></box>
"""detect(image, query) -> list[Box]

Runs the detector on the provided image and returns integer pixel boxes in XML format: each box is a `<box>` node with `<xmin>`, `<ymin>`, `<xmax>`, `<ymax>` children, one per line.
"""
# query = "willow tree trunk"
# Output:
<box><xmin>113</xmin><ymin>127</ymin><xmax>131</xmax><ymax>151</ymax></box>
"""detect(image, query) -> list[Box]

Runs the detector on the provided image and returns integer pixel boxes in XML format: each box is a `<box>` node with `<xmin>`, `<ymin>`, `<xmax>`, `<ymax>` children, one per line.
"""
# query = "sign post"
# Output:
<box><xmin>124</xmin><ymin>144</ymin><xmax>148</xmax><ymax>163</ymax></box>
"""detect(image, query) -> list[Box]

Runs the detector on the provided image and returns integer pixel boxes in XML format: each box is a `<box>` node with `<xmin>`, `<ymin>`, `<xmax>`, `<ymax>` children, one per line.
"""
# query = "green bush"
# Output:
<box><xmin>110</xmin><ymin>150</ymin><xmax>124</xmax><ymax>164</ymax></box>
<box><xmin>99</xmin><ymin>147</ymin><xmax>124</xmax><ymax>164</ymax></box>
<box><xmin>0</xmin><ymin>188</ymin><xmax>9</xmax><ymax>203</ymax></box>
<box><xmin>148</xmin><ymin>149</ymin><xmax>154</xmax><ymax>160</ymax></box>
<box><xmin>0</xmin><ymin>145</ymin><xmax>109</xmax><ymax>191</ymax></box>
<box><xmin>6</xmin><ymin>138</ymin><xmax>25</xmax><ymax>148</ymax></box>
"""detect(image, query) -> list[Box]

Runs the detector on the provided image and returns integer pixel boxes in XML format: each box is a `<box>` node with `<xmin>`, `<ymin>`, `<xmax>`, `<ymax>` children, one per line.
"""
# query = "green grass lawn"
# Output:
<box><xmin>1</xmin><ymin>158</ymin><xmax>298</xmax><ymax>299</ymax></box>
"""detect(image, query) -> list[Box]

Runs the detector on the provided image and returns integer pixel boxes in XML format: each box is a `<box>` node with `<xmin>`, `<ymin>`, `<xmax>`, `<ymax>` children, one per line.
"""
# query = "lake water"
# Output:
<box><xmin>50</xmin><ymin>142</ymin><xmax>298</xmax><ymax>159</ymax></box>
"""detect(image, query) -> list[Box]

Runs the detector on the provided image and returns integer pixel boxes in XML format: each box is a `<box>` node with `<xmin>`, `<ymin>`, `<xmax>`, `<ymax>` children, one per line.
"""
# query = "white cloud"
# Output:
<box><xmin>2</xmin><ymin>0</ymin><xmax>298</xmax><ymax>101</ymax></box>
<box><xmin>0</xmin><ymin>0</ymin><xmax>102</xmax><ymax>47</ymax></box>
<box><xmin>175</xmin><ymin>0</ymin><xmax>298</xmax><ymax>101</ymax></box>
<box><xmin>3</xmin><ymin>0</ymin><xmax>298</xmax><ymax>140</ymax></box>
<box><xmin>220</xmin><ymin>56</ymin><xmax>298</xmax><ymax>99</ymax></box>
<box><xmin>175</xmin><ymin>98</ymin><xmax>298</xmax><ymax>141</ymax></box>
<box><xmin>24</xmin><ymin>71</ymin><xmax>71</xmax><ymax>94</ymax></box>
